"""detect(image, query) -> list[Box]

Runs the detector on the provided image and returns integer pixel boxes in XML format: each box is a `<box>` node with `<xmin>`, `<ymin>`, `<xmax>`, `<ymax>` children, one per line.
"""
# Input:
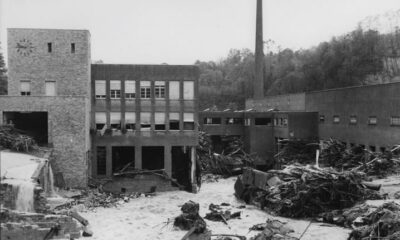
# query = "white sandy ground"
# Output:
<box><xmin>79</xmin><ymin>178</ymin><xmax>351</xmax><ymax>240</ymax></box>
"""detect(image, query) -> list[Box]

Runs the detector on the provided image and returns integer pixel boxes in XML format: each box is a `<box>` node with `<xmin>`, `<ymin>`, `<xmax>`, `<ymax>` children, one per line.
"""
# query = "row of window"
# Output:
<box><xmin>95</xmin><ymin>80</ymin><xmax>194</xmax><ymax>100</ymax></box>
<box><xmin>46</xmin><ymin>42</ymin><xmax>76</xmax><ymax>53</ymax></box>
<box><xmin>95</xmin><ymin>112</ymin><xmax>195</xmax><ymax>131</ymax></box>
<box><xmin>320</xmin><ymin>115</ymin><xmax>400</xmax><ymax>126</ymax></box>
<box><xmin>203</xmin><ymin>117</ymin><xmax>288</xmax><ymax>127</ymax></box>
<box><xmin>20</xmin><ymin>81</ymin><xmax>56</xmax><ymax>96</ymax></box>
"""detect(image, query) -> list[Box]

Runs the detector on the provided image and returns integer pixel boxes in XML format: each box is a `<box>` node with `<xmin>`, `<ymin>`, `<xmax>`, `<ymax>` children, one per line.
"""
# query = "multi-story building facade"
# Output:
<box><xmin>0</xmin><ymin>28</ymin><xmax>199</xmax><ymax>190</ymax></box>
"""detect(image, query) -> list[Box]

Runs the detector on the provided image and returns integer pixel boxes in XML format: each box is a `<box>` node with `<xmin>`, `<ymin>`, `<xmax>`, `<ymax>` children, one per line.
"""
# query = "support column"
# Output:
<box><xmin>135</xmin><ymin>145</ymin><xmax>142</xmax><ymax>169</ymax></box>
<box><xmin>106</xmin><ymin>145</ymin><xmax>112</xmax><ymax>177</ymax></box>
<box><xmin>164</xmin><ymin>145</ymin><xmax>172</xmax><ymax>177</ymax></box>
<box><xmin>190</xmin><ymin>146</ymin><xmax>197</xmax><ymax>193</ymax></box>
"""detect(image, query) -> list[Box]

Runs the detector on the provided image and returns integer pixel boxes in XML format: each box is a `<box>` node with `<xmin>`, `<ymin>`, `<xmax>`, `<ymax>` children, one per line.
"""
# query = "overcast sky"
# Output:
<box><xmin>1</xmin><ymin>0</ymin><xmax>399</xmax><ymax>65</ymax></box>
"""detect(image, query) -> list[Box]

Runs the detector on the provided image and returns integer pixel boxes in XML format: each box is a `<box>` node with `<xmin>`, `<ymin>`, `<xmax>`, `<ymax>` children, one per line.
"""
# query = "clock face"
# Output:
<box><xmin>16</xmin><ymin>38</ymin><xmax>34</xmax><ymax>56</ymax></box>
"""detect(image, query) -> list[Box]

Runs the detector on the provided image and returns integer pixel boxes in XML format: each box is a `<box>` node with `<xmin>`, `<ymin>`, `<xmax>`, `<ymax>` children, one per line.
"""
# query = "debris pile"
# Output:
<box><xmin>235</xmin><ymin>166</ymin><xmax>383</xmax><ymax>218</ymax></box>
<box><xmin>249</xmin><ymin>219</ymin><xmax>297</xmax><ymax>240</ymax></box>
<box><xmin>320</xmin><ymin>202</ymin><xmax>400</xmax><ymax>240</ymax></box>
<box><xmin>274</xmin><ymin>139</ymin><xmax>319</xmax><ymax>165</ymax></box>
<box><xmin>174</xmin><ymin>201</ymin><xmax>207</xmax><ymax>234</ymax></box>
<box><xmin>204</xmin><ymin>203</ymin><xmax>241</xmax><ymax>224</ymax></box>
<box><xmin>197</xmin><ymin>132</ymin><xmax>256</xmax><ymax>176</ymax></box>
<box><xmin>0</xmin><ymin>125</ymin><xmax>37</xmax><ymax>152</ymax></box>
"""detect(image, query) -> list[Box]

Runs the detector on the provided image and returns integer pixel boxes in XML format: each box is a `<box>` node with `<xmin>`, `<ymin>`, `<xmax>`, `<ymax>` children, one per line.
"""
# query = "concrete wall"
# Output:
<box><xmin>199</xmin><ymin>112</ymin><xmax>245</xmax><ymax>136</ymax></box>
<box><xmin>306</xmin><ymin>83</ymin><xmax>400</xmax><ymax>148</ymax></box>
<box><xmin>246</xmin><ymin>93</ymin><xmax>306</xmax><ymax>112</ymax></box>
<box><xmin>0</xmin><ymin>96</ymin><xmax>90</xmax><ymax>187</ymax></box>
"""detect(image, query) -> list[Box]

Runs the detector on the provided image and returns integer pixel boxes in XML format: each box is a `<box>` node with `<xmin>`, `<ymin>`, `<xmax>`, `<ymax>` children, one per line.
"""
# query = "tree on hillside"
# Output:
<box><xmin>0</xmin><ymin>43</ymin><xmax>7</xmax><ymax>95</ymax></box>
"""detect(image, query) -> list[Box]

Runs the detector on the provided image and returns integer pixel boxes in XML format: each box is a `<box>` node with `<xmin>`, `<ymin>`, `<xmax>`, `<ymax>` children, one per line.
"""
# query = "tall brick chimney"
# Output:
<box><xmin>254</xmin><ymin>0</ymin><xmax>264</xmax><ymax>99</ymax></box>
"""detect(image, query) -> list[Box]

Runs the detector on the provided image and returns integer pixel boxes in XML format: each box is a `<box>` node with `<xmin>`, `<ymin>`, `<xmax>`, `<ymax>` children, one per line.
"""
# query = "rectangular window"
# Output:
<box><xmin>47</xmin><ymin>43</ymin><xmax>52</xmax><ymax>53</ymax></box>
<box><xmin>45</xmin><ymin>81</ymin><xmax>56</xmax><ymax>96</ymax></box>
<box><xmin>226</xmin><ymin>118</ymin><xmax>244</xmax><ymax>125</ymax></box>
<box><xmin>96</xmin><ymin>146</ymin><xmax>106</xmax><ymax>175</ymax></box>
<box><xmin>125</xmin><ymin>80</ymin><xmax>136</xmax><ymax>99</ymax></box>
<box><xmin>110</xmin><ymin>112</ymin><xmax>121</xmax><ymax>130</ymax></box>
<box><xmin>95</xmin><ymin>80</ymin><xmax>106</xmax><ymax>99</ymax></box>
<box><xmin>245</xmin><ymin>118</ymin><xmax>251</xmax><ymax>126</ymax></box>
<box><xmin>95</xmin><ymin>112</ymin><xmax>107</xmax><ymax>130</ymax></box>
<box><xmin>154</xmin><ymin>81</ymin><xmax>165</xmax><ymax>99</ymax></box>
<box><xmin>282</xmin><ymin>118</ymin><xmax>288</xmax><ymax>126</ymax></box>
<box><xmin>319</xmin><ymin>115</ymin><xmax>325</xmax><ymax>123</ymax></box>
<box><xmin>390</xmin><ymin>116</ymin><xmax>400</xmax><ymax>126</ymax></box>
<box><xmin>333</xmin><ymin>115</ymin><xmax>340</xmax><ymax>124</ymax></box>
<box><xmin>140</xmin><ymin>112</ymin><xmax>151</xmax><ymax>130</ymax></box>
<box><xmin>183</xmin><ymin>113</ymin><xmax>195</xmax><ymax>130</ymax></box>
<box><xmin>110</xmin><ymin>80</ymin><xmax>121</xmax><ymax>99</ymax></box>
<box><xmin>140</xmin><ymin>81</ymin><xmax>151</xmax><ymax>99</ymax></box>
<box><xmin>169</xmin><ymin>81</ymin><xmax>180</xmax><ymax>100</ymax></box>
<box><xmin>369</xmin><ymin>145</ymin><xmax>376</xmax><ymax>152</ymax></box>
<box><xmin>349</xmin><ymin>115</ymin><xmax>357</xmax><ymax>125</ymax></box>
<box><xmin>155</xmin><ymin>112</ymin><xmax>166</xmax><ymax>130</ymax></box>
<box><xmin>71</xmin><ymin>43</ymin><xmax>75</xmax><ymax>53</ymax></box>
<box><xmin>255</xmin><ymin>118</ymin><xmax>272</xmax><ymax>126</ymax></box>
<box><xmin>368</xmin><ymin>116</ymin><xmax>377</xmax><ymax>125</ymax></box>
<box><xmin>169</xmin><ymin>112</ymin><xmax>180</xmax><ymax>130</ymax></box>
<box><xmin>20</xmin><ymin>81</ymin><xmax>31</xmax><ymax>96</ymax></box>
<box><xmin>183</xmin><ymin>81</ymin><xmax>194</xmax><ymax>100</ymax></box>
<box><xmin>125</xmin><ymin>112</ymin><xmax>136</xmax><ymax>131</ymax></box>
<box><xmin>204</xmin><ymin>117</ymin><xmax>221</xmax><ymax>125</ymax></box>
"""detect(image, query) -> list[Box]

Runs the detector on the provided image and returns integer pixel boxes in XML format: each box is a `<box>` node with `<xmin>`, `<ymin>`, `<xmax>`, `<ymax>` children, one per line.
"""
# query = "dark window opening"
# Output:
<box><xmin>47</xmin><ymin>43</ymin><xmax>52</xmax><ymax>53</ymax></box>
<box><xmin>112</xmin><ymin>146</ymin><xmax>135</xmax><ymax>173</ymax></box>
<box><xmin>172</xmin><ymin>146</ymin><xmax>192</xmax><ymax>191</ymax></box>
<box><xmin>96</xmin><ymin>123</ymin><xmax>106</xmax><ymax>130</ymax></box>
<box><xmin>155</xmin><ymin>85</ymin><xmax>165</xmax><ymax>98</ymax></box>
<box><xmin>96</xmin><ymin>147</ymin><xmax>106</xmax><ymax>175</ymax></box>
<box><xmin>319</xmin><ymin>115</ymin><xmax>325</xmax><ymax>123</ymax></box>
<box><xmin>21</xmin><ymin>92</ymin><xmax>31</xmax><ymax>96</ymax></box>
<box><xmin>155</xmin><ymin>124</ymin><xmax>166</xmax><ymax>130</ymax></box>
<box><xmin>126</xmin><ymin>123</ymin><xmax>135</xmax><ymax>131</ymax></box>
<box><xmin>4</xmin><ymin>112</ymin><xmax>48</xmax><ymax>145</ymax></box>
<box><xmin>140</xmin><ymin>87</ymin><xmax>151</xmax><ymax>98</ymax></box>
<box><xmin>226</xmin><ymin>118</ymin><xmax>243</xmax><ymax>125</ymax></box>
<box><xmin>169</xmin><ymin>120</ymin><xmax>180</xmax><ymax>130</ymax></box>
<box><xmin>204</xmin><ymin>118</ymin><xmax>221</xmax><ymax>125</ymax></box>
<box><xmin>184</xmin><ymin>122</ymin><xmax>195</xmax><ymax>130</ymax></box>
<box><xmin>110</xmin><ymin>90</ymin><xmax>121</xmax><ymax>99</ymax></box>
<box><xmin>142</xmin><ymin>146</ymin><xmax>164</xmax><ymax>170</ymax></box>
<box><xmin>140</xmin><ymin>124</ymin><xmax>151</xmax><ymax>130</ymax></box>
<box><xmin>71</xmin><ymin>43</ymin><xmax>75</xmax><ymax>53</ymax></box>
<box><xmin>210</xmin><ymin>135</ymin><xmax>223</xmax><ymax>154</ymax></box>
<box><xmin>255</xmin><ymin>118</ymin><xmax>272</xmax><ymax>126</ymax></box>
<box><xmin>111</xmin><ymin>123</ymin><xmax>121</xmax><ymax>130</ymax></box>
<box><xmin>125</xmin><ymin>93</ymin><xmax>135</xmax><ymax>99</ymax></box>
<box><xmin>369</xmin><ymin>145</ymin><xmax>376</xmax><ymax>152</ymax></box>
<box><xmin>380</xmin><ymin>147</ymin><xmax>386</xmax><ymax>153</ymax></box>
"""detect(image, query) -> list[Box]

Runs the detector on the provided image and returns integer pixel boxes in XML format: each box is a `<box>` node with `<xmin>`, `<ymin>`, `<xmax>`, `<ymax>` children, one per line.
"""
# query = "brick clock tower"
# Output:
<box><xmin>0</xmin><ymin>28</ymin><xmax>92</xmax><ymax>188</ymax></box>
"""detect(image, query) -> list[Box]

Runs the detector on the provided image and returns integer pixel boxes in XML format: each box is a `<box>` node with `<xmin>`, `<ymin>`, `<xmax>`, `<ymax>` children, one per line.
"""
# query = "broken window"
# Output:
<box><xmin>110</xmin><ymin>112</ymin><xmax>121</xmax><ymax>130</ymax></box>
<box><xmin>368</xmin><ymin>116</ymin><xmax>377</xmax><ymax>125</ymax></box>
<box><xmin>169</xmin><ymin>81</ymin><xmax>180</xmax><ymax>100</ymax></box>
<box><xmin>95</xmin><ymin>80</ymin><xmax>106</xmax><ymax>99</ymax></box>
<box><xmin>155</xmin><ymin>112</ymin><xmax>166</xmax><ymax>130</ymax></box>
<box><xmin>125</xmin><ymin>80</ymin><xmax>136</xmax><ymax>99</ymax></box>
<box><xmin>142</xmin><ymin>146</ymin><xmax>164</xmax><ymax>170</ymax></box>
<box><xmin>204</xmin><ymin>118</ymin><xmax>221</xmax><ymax>125</ymax></box>
<box><xmin>172</xmin><ymin>146</ymin><xmax>191</xmax><ymax>190</ymax></box>
<box><xmin>183</xmin><ymin>81</ymin><xmax>194</xmax><ymax>100</ymax></box>
<box><xmin>349</xmin><ymin>116</ymin><xmax>357</xmax><ymax>125</ymax></box>
<box><xmin>140</xmin><ymin>112</ymin><xmax>151</xmax><ymax>130</ymax></box>
<box><xmin>183</xmin><ymin>113</ymin><xmax>195</xmax><ymax>130</ymax></box>
<box><xmin>169</xmin><ymin>112</ymin><xmax>180</xmax><ymax>130</ymax></box>
<box><xmin>390</xmin><ymin>116</ymin><xmax>400</xmax><ymax>126</ymax></box>
<box><xmin>20</xmin><ymin>81</ymin><xmax>31</xmax><ymax>96</ymax></box>
<box><xmin>45</xmin><ymin>81</ymin><xmax>56</xmax><ymax>96</ymax></box>
<box><xmin>154</xmin><ymin>81</ymin><xmax>165</xmax><ymax>99</ymax></box>
<box><xmin>110</xmin><ymin>80</ymin><xmax>121</xmax><ymax>99</ymax></box>
<box><xmin>226</xmin><ymin>118</ymin><xmax>243</xmax><ymax>125</ymax></box>
<box><xmin>255</xmin><ymin>118</ymin><xmax>272</xmax><ymax>126</ymax></box>
<box><xmin>319</xmin><ymin>115</ymin><xmax>325</xmax><ymax>123</ymax></box>
<box><xmin>47</xmin><ymin>42</ymin><xmax>52</xmax><ymax>53</ymax></box>
<box><xmin>140</xmin><ymin>81</ymin><xmax>151</xmax><ymax>99</ymax></box>
<box><xmin>112</xmin><ymin>147</ymin><xmax>134</xmax><ymax>173</ymax></box>
<box><xmin>96</xmin><ymin>146</ymin><xmax>107</xmax><ymax>175</ymax></box>
<box><xmin>125</xmin><ymin>112</ymin><xmax>136</xmax><ymax>131</ymax></box>
<box><xmin>333</xmin><ymin>115</ymin><xmax>340</xmax><ymax>124</ymax></box>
